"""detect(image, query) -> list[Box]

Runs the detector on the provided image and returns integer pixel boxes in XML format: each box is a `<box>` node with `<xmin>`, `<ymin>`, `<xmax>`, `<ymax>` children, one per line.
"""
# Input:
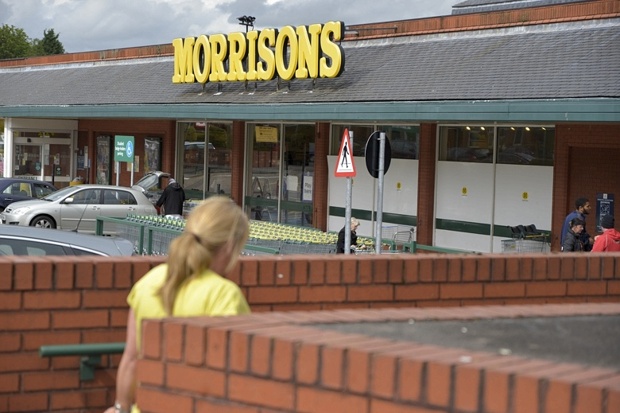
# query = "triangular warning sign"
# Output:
<box><xmin>335</xmin><ymin>128</ymin><xmax>356</xmax><ymax>177</ymax></box>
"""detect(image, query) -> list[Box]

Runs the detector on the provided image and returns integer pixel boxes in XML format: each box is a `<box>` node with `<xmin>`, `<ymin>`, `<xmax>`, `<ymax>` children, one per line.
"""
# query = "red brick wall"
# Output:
<box><xmin>417</xmin><ymin>123</ymin><xmax>437</xmax><ymax>246</ymax></box>
<box><xmin>1</xmin><ymin>253</ymin><xmax>619</xmax><ymax>412</ymax></box>
<box><xmin>138</xmin><ymin>303</ymin><xmax>620</xmax><ymax>413</ymax></box>
<box><xmin>78</xmin><ymin>119</ymin><xmax>176</xmax><ymax>187</ymax></box>
<box><xmin>552</xmin><ymin>124</ymin><xmax>620</xmax><ymax>250</ymax></box>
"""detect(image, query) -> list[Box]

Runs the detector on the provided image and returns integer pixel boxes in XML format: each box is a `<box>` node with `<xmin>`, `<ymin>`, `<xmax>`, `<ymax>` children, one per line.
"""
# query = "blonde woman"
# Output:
<box><xmin>105</xmin><ymin>196</ymin><xmax>251</xmax><ymax>413</ymax></box>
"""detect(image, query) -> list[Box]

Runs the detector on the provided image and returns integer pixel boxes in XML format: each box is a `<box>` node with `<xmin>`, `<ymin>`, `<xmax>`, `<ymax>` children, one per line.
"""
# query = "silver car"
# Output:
<box><xmin>0</xmin><ymin>225</ymin><xmax>134</xmax><ymax>256</ymax></box>
<box><xmin>0</xmin><ymin>184</ymin><xmax>157</xmax><ymax>233</ymax></box>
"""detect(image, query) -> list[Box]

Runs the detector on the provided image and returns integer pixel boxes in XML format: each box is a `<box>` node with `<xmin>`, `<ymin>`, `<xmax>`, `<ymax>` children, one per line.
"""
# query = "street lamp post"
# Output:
<box><xmin>237</xmin><ymin>16</ymin><xmax>256</xmax><ymax>33</ymax></box>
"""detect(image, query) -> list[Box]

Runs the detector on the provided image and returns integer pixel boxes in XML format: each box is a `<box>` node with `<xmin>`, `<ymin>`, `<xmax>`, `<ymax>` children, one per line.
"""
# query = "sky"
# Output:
<box><xmin>0</xmin><ymin>0</ymin><xmax>460</xmax><ymax>53</ymax></box>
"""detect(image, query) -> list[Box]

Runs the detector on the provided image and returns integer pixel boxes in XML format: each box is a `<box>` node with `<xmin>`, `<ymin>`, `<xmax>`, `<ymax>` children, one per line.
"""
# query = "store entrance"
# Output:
<box><xmin>14</xmin><ymin>135</ymin><xmax>73</xmax><ymax>188</ymax></box>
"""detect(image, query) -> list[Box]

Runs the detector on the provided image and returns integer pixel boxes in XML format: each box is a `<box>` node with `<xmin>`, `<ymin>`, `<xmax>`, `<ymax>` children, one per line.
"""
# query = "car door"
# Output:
<box><xmin>103</xmin><ymin>188</ymin><xmax>141</xmax><ymax>217</ymax></box>
<box><xmin>60</xmin><ymin>188</ymin><xmax>102</xmax><ymax>232</ymax></box>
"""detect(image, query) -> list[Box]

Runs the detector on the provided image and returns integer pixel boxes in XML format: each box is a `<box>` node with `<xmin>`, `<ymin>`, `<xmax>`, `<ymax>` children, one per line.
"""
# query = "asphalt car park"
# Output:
<box><xmin>0</xmin><ymin>184</ymin><xmax>157</xmax><ymax>233</ymax></box>
<box><xmin>0</xmin><ymin>225</ymin><xmax>134</xmax><ymax>256</ymax></box>
<box><xmin>0</xmin><ymin>178</ymin><xmax>57</xmax><ymax>212</ymax></box>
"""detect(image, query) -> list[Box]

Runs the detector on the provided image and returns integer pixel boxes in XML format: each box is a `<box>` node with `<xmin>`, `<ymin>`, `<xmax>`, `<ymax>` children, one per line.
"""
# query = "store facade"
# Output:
<box><xmin>1</xmin><ymin>1</ymin><xmax>619</xmax><ymax>252</ymax></box>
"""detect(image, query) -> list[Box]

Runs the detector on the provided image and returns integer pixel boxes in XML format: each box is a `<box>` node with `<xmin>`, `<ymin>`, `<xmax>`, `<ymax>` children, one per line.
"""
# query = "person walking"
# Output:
<box><xmin>562</xmin><ymin>218</ymin><xmax>586</xmax><ymax>252</ymax></box>
<box><xmin>560</xmin><ymin>197</ymin><xmax>593</xmax><ymax>251</ymax></box>
<box><xmin>592</xmin><ymin>215</ymin><xmax>620</xmax><ymax>252</ymax></box>
<box><xmin>104</xmin><ymin>196</ymin><xmax>251</xmax><ymax>413</ymax></box>
<box><xmin>155</xmin><ymin>177</ymin><xmax>185</xmax><ymax>216</ymax></box>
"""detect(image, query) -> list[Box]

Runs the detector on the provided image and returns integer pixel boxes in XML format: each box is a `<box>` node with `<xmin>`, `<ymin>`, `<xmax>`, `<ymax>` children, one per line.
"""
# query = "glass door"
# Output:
<box><xmin>245</xmin><ymin>123</ymin><xmax>316</xmax><ymax>226</ymax></box>
<box><xmin>14</xmin><ymin>144</ymin><xmax>43</xmax><ymax>179</ymax></box>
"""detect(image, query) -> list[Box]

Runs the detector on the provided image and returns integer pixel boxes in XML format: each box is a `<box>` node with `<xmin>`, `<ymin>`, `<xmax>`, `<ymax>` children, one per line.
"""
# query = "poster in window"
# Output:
<box><xmin>144</xmin><ymin>138</ymin><xmax>161</xmax><ymax>172</ymax></box>
<box><xmin>96</xmin><ymin>136</ymin><xmax>110</xmax><ymax>184</ymax></box>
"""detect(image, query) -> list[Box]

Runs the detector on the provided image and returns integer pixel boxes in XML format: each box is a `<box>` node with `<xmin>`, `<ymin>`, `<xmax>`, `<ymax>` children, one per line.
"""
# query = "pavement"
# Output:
<box><xmin>313</xmin><ymin>314</ymin><xmax>620</xmax><ymax>369</ymax></box>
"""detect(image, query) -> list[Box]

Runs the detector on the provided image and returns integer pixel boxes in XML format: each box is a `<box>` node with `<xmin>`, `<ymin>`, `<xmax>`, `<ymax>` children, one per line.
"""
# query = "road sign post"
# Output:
<box><xmin>335</xmin><ymin>129</ymin><xmax>356</xmax><ymax>254</ymax></box>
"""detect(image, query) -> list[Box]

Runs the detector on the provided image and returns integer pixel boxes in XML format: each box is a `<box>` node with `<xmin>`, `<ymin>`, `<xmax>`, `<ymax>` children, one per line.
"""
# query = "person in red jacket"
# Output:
<box><xmin>592</xmin><ymin>215</ymin><xmax>620</xmax><ymax>252</ymax></box>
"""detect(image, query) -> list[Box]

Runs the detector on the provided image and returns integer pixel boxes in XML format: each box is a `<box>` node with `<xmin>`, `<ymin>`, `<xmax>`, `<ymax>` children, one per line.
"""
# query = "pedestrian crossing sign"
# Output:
<box><xmin>335</xmin><ymin>128</ymin><xmax>356</xmax><ymax>177</ymax></box>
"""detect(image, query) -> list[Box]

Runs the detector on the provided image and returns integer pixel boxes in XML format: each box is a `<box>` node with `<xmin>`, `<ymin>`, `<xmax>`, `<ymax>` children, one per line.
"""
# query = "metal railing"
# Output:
<box><xmin>39</xmin><ymin>342</ymin><xmax>125</xmax><ymax>381</ymax></box>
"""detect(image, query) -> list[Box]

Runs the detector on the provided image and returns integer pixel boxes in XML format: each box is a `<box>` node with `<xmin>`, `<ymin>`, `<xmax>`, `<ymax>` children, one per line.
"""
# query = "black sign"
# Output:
<box><xmin>365</xmin><ymin>131</ymin><xmax>392</xmax><ymax>178</ymax></box>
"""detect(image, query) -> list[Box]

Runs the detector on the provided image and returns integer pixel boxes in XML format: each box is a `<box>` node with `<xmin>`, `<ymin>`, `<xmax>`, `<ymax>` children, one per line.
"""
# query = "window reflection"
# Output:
<box><xmin>438</xmin><ymin>126</ymin><xmax>554</xmax><ymax>166</ymax></box>
<box><xmin>439</xmin><ymin>126</ymin><xmax>493</xmax><ymax>163</ymax></box>
<box><xmin>497</xmin><ymin>127</ymin><xmax>554</xmax><ymax>166</ymax></box>
<box><xmin>179</xmin><ymin>122</ymin><xmax>232</xmax><ymax>200</ymax></box>
<box><xmin>331</xmin><ymin>124</ymin><xmax>419</xmax><ymax>159</ymax></box>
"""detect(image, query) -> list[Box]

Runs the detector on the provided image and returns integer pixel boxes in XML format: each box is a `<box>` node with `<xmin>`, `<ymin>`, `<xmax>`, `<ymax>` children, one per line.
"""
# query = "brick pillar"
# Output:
<box><xmin>417</xmin><ymin>123</ymin><xmax>437</xmax><ymax>245</ymax></box>
<box><xmin>314</xmin><ymin>122</ymin><xmax>330</xmax><ymax>231</ymax></box>
<box><xmin>230</xmin><ymin>121</ymin><xmax>246</xmax><ymax>206</ymax></box>
<box><xmin>552</xmin><ymin>124</ymin><xmax>570</xmax><ymax>251</ymax></box>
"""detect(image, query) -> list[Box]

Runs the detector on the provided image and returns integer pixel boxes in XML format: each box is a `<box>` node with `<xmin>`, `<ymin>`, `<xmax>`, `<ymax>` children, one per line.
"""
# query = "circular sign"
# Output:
<box><xmin>126</xmin><ymin>141</ymin><xmax>134</xmax><ymax>158</ymax></box>
<box><xmin>364</xmin><ymin>131</ymin><xmax>392</xmax><ymax>178</ymax></box>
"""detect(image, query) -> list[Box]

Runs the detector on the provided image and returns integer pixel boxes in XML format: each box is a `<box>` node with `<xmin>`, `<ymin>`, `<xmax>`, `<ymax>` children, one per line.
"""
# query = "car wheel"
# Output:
<box><xmin>30</xmin><ymin>215</ymin><xmax>57</xmax><ymax>229</ymax></box>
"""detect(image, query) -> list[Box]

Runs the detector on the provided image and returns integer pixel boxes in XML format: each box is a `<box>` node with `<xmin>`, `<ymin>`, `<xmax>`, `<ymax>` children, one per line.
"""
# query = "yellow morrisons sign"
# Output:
<box><xmin>172</xmin><ymin>21</ymin><xmax>344</xmax><ymax>84</ymax></box>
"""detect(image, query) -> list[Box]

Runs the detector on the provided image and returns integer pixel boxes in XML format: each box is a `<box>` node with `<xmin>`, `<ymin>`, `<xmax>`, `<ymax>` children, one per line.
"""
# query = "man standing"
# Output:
<box><xmin>560</xmin><ymin>197</ymin><xmax>593</xmax><ymax>251</ymax></box>
<box><xmin>156</xmin><ymin>177</ymin><xmax>186</xmax><ymax>216</ymax></box>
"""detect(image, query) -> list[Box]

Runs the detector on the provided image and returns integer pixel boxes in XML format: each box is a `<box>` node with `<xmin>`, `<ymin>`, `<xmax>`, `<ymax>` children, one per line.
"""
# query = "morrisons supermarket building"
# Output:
<box><xmin>0</xmin><ymin>0</ymin><xmax>619</xmax><ymax>252</ymax></box>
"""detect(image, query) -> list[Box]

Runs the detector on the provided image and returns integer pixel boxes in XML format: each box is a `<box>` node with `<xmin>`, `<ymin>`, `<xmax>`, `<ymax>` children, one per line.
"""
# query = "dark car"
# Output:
<box><xmin>0</xmin><ymin>225</ymin><xmax>134</xmax><ymax>256</ymax></box>
<box><xmin>0</xmin><ymin>178</ymin><xmax>57</xmax><ymax>212</ymax></box>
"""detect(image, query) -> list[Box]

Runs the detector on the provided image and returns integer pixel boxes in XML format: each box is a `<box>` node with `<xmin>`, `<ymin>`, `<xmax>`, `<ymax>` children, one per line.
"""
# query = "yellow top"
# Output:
<box><xmin>127</xmin><ymin>263</ymin><xmax>250</xmax><ymax>413</ymax></box>
<box><xmin>128</xmin><ymin>263</ymin><xmax>251</xmax><ymax>349</ymax></box>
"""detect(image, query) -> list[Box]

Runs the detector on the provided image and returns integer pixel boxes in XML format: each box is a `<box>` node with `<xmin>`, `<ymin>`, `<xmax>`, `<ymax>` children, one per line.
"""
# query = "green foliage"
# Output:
<box><xmin>0</xmin><ymin>24</ymin><xmax>65</xmax><ymax>59</ymax></box>
<box><xmin>40</xmin><ymin>29</ymin><xmax>65</xmax><ymax>55</ymax></box>
<box><xmin>0</xmin><ymin>24</ymin><xmax>31</xmax><ymax>59</ymax></box>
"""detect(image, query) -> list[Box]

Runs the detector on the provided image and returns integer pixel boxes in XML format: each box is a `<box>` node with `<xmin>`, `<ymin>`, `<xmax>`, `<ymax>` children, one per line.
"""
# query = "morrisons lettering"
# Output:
<box><xmin>172</xmin><ymin>21</ymin><xmax>345</xmax><ymax>84</ymax></box>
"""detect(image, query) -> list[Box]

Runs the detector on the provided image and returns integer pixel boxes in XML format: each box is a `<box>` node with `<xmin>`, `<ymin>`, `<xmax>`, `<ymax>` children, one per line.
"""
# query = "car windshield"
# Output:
<box><xmin>43</xmin><ymin>186</ymin><xmax>79</xmax><ymax>201</ymax></box>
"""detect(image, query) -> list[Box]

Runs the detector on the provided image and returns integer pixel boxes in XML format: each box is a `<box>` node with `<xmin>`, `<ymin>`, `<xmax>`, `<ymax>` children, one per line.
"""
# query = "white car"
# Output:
<box><xmin>0</xmin><ymin>184</ymin><xmax>157</xmax><ymax>233</ymax></box>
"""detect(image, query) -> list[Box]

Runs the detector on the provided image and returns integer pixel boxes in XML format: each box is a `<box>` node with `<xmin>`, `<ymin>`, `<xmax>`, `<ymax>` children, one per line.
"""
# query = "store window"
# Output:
<box><xmin>178</xmin><ymin>122</ymin><xmax>232</xmax><ymax>200</ymax></box>
<box><xmin>331</xmin><ymin>124</ymin><xmax>419</xmax><ymax>159</ymax></box>
<box><xmin>496</xmin><ymin>126</ymin><xmax>554</xmax><ymax>166</ymax></box>
<box><xmin>13</xmin><ymin>130</ymin><xmax>73</xmax><ymax>187</ymax></box>
<box><xmin>246</xmin><ymin>123</ymin><xmax>315</xmax><ymax>226</ymax></box>
<box><xmin>438</xmin><ymin>126</ymin><xmax>494</xmax><ymax>163</ymax></box>
<box><xmin>438</xmin><ymin>125</ymin><xmax>554</xmax><ymax>165</ymax></box>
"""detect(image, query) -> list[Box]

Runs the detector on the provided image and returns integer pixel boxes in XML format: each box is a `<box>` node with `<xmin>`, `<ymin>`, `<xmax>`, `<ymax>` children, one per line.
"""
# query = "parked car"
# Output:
<box><xmin>132</xmin><ymin>171</ymin><xmax>171</xmax><ymax>206</ymax></box>
<box><xmin>0</xmin><ymin>225</ymin><xmax>134</xmax><ymax>256</ymax></box>
<box><xmin>0</xmin><ymin>184</ymin><xmax>157</xmax><ymax>233</ymax></box>
<box><xmin>0</xmin><ymin>178</ymin><xmax>57</xmax><ymax>212</ymax></box>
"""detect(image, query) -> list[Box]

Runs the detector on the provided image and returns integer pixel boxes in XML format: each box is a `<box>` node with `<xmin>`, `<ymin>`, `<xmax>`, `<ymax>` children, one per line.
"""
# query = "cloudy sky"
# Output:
<box><xmin>0</xmin><ymin>0</ymin><xmax>460</xmax><ymax>53</ymax></box>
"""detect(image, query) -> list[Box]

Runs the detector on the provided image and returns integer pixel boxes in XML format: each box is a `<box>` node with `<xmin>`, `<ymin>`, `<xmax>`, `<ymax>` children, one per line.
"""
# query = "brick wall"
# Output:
<box><xmin>552</xmin><ymin>124</ymin><xmax>620</xmax><ymax>251</ymax></box>
<box><xmin>138</xmin><ymin>303</ymin><xmax>620</xmax><ymax>413</ymax></box>
<box><xmin>1</xmin><ymin>252</ymin><xmax>619</xmax><ymax>412</ymax></box>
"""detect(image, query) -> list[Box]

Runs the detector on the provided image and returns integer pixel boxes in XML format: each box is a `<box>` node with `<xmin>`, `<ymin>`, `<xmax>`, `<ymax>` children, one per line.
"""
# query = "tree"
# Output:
<box><xmin>0</xmin><ymin>24</ymin><xmax>31</xmax><ymax>59</ymax></box>
<box><xmin>40</xmin><ymin>28</ymin><xmax>65</xmax><ymax>55</ymax></box>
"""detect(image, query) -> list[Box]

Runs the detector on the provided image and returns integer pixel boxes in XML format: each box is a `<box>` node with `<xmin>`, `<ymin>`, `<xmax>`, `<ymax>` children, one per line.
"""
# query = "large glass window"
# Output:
<box><xmin>246</xmin><ymin>123</ymin><xmax>315</xmax><ymax>226</ymax></box>
<box><xmin>438</xmin><ymin>125</ymin><xmax>554</xmax><ymax>165</ymax></box>
<box><xmin>438</xmin><ymin>126</ymin><xmax>494</xmax><ymax>163</ymax></box>
<box><xmin>497</xmin><ymin>126</ymin><xmax>554</xmax><ymax>166</ymax></box>
<box><xmin>331</xmin><ymin>124</ymin><xmax>419</xmax><ymax>159</ymax></box>
<box><xmin>178</xmin><ymin>122</ymin><xmax>233</xmax><ymax>200</ymax></box>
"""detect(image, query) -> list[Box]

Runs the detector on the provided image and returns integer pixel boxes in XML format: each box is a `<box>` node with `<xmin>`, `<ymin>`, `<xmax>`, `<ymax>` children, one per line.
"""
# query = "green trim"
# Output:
<box><xmin>1</xmin><ymin>99</ymin><xmax>618</xmax><ymax>122</ymax></box>
<box><xmin>329</xmin><ymin>207</ymin><xmax>417</xmax><ymax>226</ymax></box>
<box><xmin>435</xmin><ymin>219</ymin><xmax>491</xmax><ymax>236</ymax></box>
